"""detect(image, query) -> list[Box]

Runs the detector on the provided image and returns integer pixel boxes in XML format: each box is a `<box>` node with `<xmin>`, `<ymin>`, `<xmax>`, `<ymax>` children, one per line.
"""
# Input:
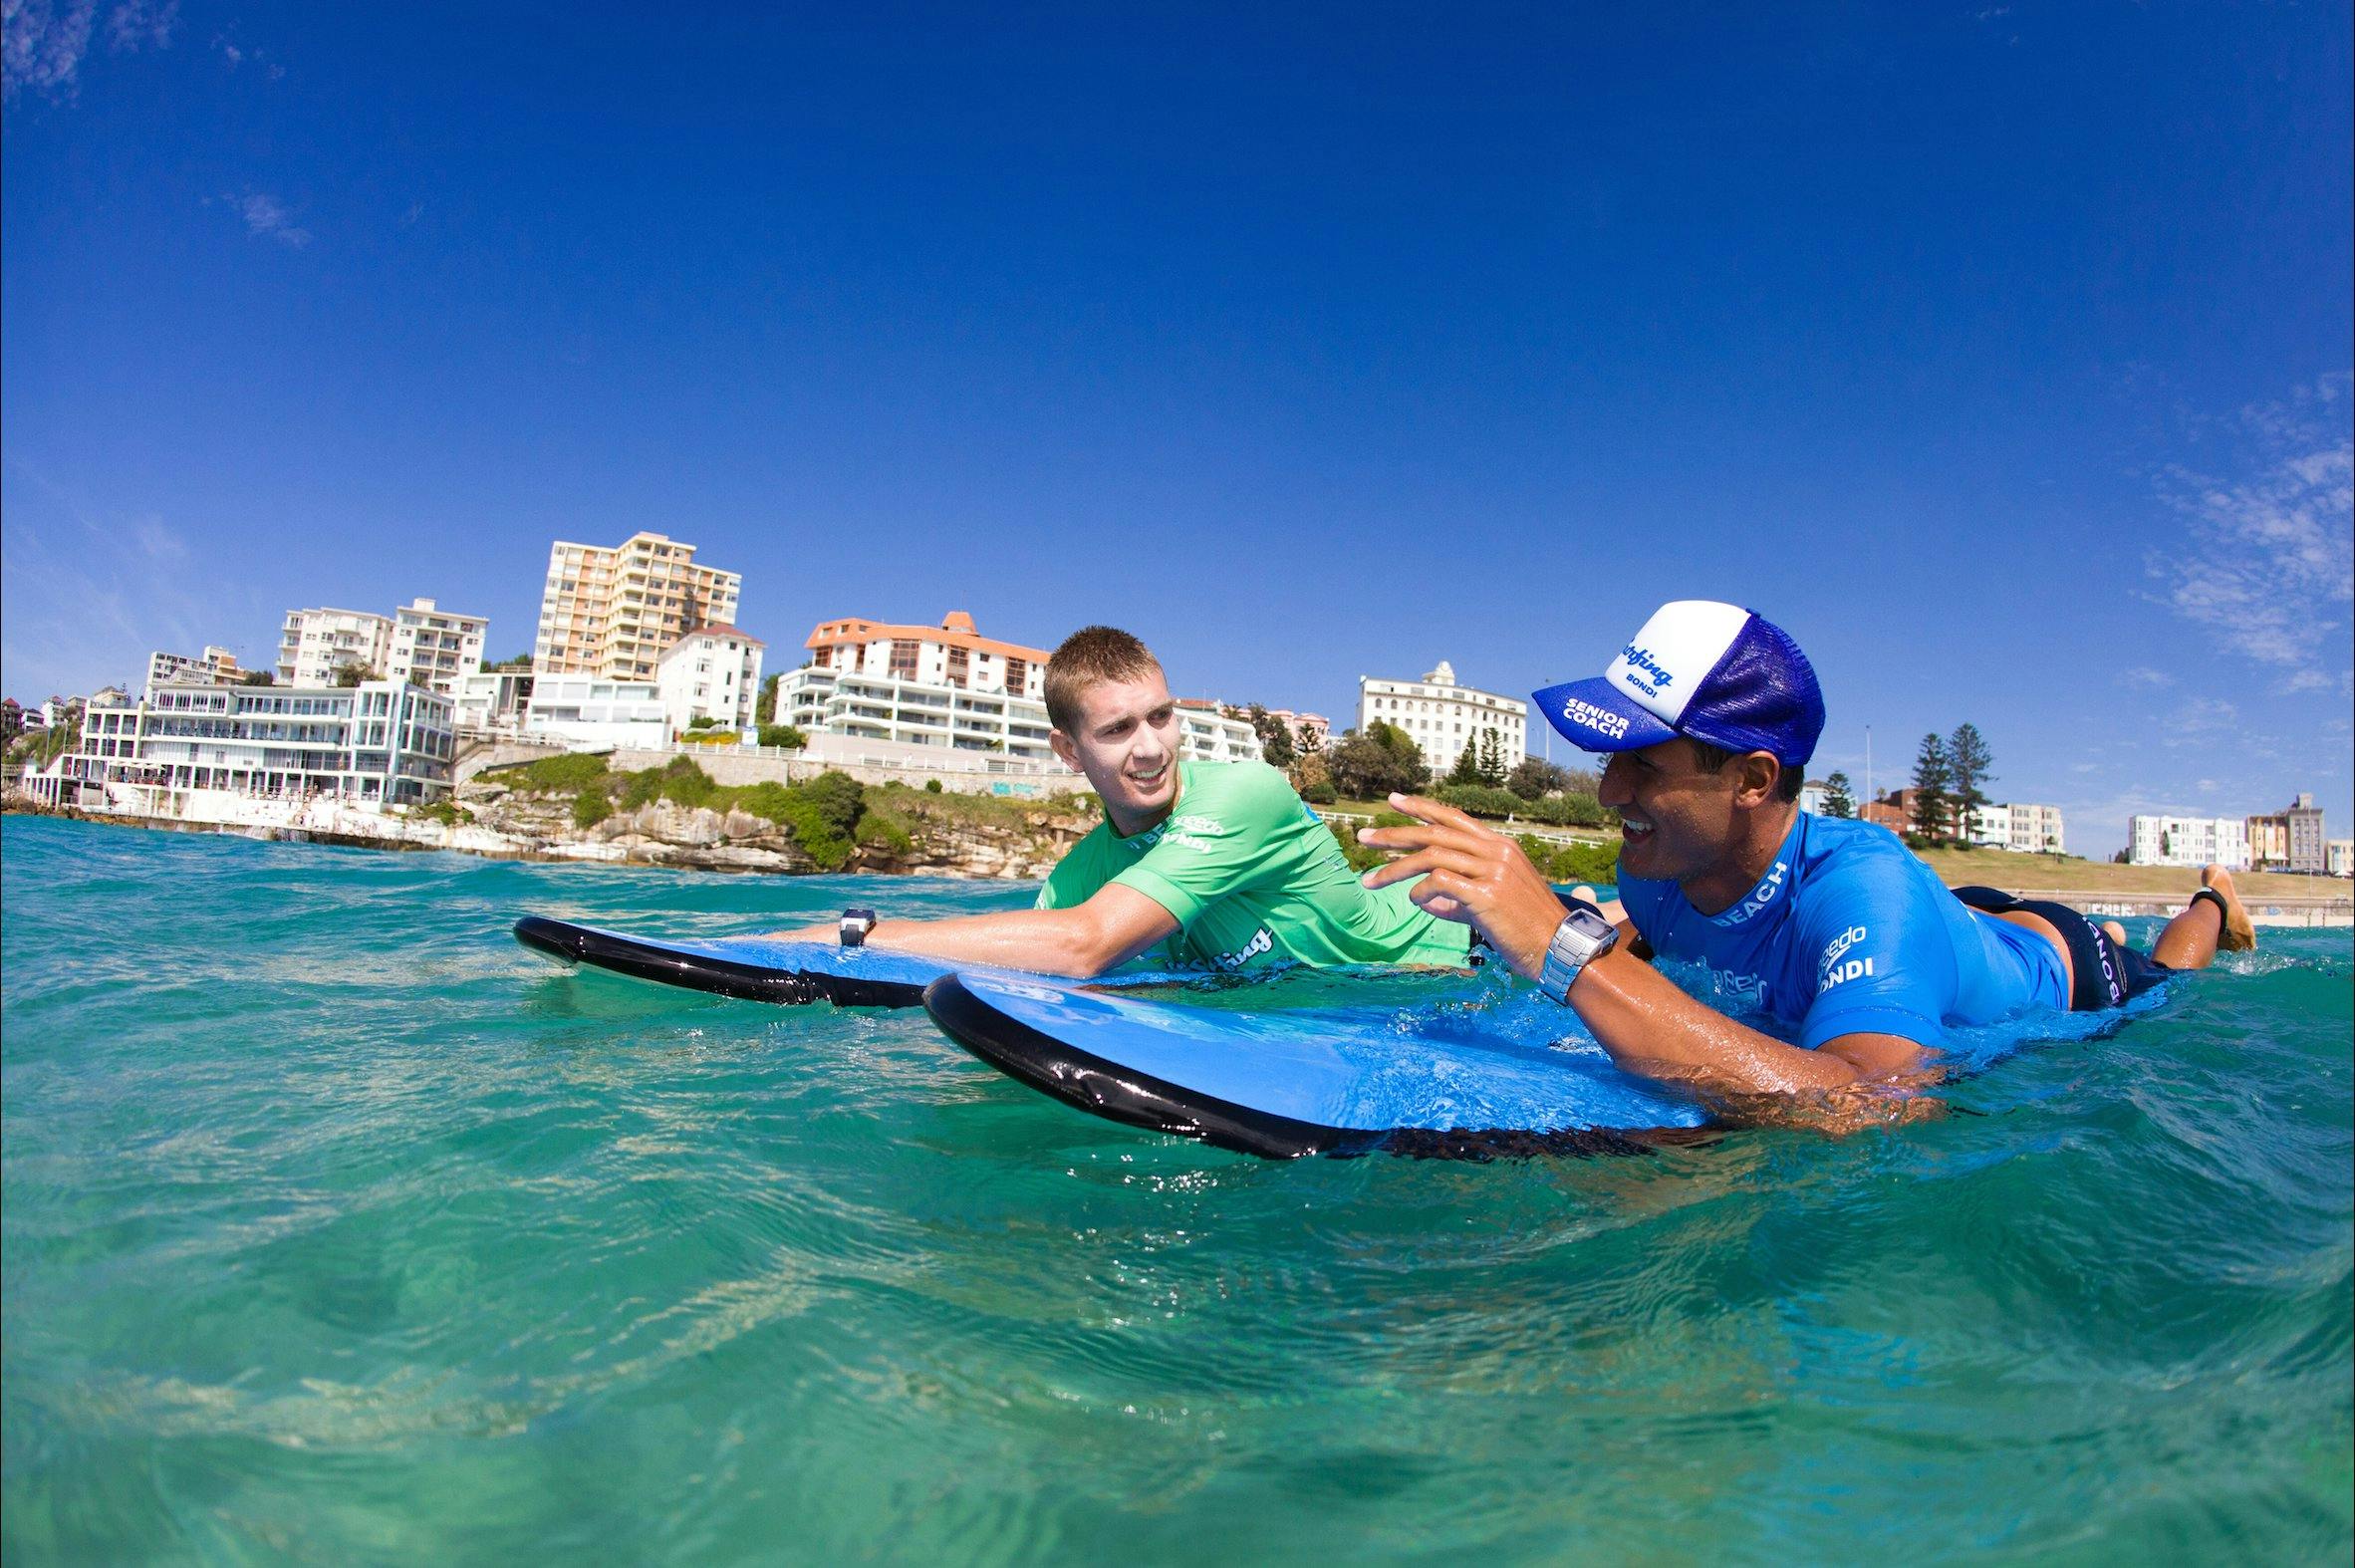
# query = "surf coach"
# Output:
<box><xmin>1360</xmin><ymin>600</ymin><xmax>2255</xmax><ymax>1104</ymax></box>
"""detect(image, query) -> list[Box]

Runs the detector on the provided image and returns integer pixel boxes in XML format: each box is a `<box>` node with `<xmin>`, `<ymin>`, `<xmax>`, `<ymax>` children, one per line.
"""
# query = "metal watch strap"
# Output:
<box><xmin>1537</xmin><ymin>903</ymin><xmax>1617</xmax><ymax>1003</ymax></box>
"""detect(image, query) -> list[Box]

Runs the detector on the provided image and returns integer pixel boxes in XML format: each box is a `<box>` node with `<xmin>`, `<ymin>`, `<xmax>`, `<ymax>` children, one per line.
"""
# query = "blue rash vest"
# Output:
<box><xmin>1616</xmin><ymin>812</ymin><xmax>2068</xmax><ymax>1051</ymax></box>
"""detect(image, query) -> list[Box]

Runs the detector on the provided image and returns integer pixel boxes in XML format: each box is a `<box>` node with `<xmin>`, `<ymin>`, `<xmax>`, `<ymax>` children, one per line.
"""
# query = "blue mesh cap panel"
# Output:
<box><xmin>1672</xmin><ymin>615</ymin><xmax>1825</xmax><ymax>766</ymax></box>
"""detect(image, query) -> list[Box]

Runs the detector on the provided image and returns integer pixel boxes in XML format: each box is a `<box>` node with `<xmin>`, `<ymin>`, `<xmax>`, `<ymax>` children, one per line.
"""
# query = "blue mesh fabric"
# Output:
<box><xmin>1674</xmin><ymin>615</ymin><xmax>1825</xmax><ymax>766</ymax></box>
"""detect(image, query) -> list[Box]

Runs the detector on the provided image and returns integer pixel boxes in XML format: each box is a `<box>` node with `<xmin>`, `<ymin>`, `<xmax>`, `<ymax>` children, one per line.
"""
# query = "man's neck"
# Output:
<box><xmin>1680</xmin><ymin>803</ymin><xmax>1799</xmax><ymax>916</ymax></box>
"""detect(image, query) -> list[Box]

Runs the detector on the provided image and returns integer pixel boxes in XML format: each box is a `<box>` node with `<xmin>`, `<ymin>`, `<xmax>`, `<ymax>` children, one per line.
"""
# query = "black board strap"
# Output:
<box><xmin>512</xmin><ymin>915</ymin><xmax>926</xmax><ymax>1008</ymax></box>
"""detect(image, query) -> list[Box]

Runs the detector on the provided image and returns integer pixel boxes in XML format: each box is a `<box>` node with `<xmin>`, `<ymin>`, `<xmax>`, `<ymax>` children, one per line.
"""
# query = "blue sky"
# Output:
<box><xmin>4</xmin><ymin>1</ymin><xmax>2349</xmax><ymax>853</ymax></box>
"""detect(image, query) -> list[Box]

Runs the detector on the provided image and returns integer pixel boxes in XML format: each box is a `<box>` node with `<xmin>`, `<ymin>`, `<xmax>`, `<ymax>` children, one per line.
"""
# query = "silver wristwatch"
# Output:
<box><xmin>1537</xmin><ymin>902</ymin><xmax>1618</xmax><ymax>1003</ymax></box>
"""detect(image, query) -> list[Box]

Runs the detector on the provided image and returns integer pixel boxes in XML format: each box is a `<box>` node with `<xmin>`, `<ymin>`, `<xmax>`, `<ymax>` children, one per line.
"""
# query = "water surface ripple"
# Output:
<box><xmin>4</xmin><ymin>816</ymin><xmax>2349</xmax><ymax>1563</ymax></box>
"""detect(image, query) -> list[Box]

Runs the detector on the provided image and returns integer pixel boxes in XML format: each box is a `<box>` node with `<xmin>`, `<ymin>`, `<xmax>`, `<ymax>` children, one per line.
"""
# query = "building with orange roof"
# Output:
<box><xmin>774</xmin><ymin>611</ymin><xmax>1262</xmax><ymax>768</ymax></box>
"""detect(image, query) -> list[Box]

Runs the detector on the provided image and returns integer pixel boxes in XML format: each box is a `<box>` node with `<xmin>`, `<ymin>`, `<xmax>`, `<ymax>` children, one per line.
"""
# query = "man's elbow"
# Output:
<box><xmin>1055</xmin><ymin>919</ymin><xmax>1124</xmax><ymax>978</ymax></box>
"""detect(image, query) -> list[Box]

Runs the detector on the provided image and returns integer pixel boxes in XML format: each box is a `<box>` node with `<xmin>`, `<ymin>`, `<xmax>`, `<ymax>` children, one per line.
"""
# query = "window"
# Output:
<box><xmin>890</xmin><ymin>641</ymin><xmax>919</xmax><ymax>679</ymax></box>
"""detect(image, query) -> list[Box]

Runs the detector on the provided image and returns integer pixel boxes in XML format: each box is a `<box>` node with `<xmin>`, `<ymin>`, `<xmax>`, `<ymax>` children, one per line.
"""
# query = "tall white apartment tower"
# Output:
<box><xmin>387</xmin><ymin>599</ymin><xmax>490</xmax><ymax>695</ymax></box>
<box><xmin>278</xmin><ymin>608</ymin><xmax>394</xmax><ymax>687</ymax></box>
<box><xmin>533</xmin><ymin>531</ymin><xmax>743</xmax><ymax>681</ymax></box>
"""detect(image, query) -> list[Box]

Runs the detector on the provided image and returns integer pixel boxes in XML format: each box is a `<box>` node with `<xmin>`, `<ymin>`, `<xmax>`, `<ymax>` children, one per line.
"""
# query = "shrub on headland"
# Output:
<box><xmin>1432</xmin><ymin>783</ymin><xmax>1525</xmax><ymax>820</ymax></box>
<box><xmin>504</xmin><ymin>752</ymin><xmax>611</xmax><ymax>793</ymax></box>
<box><xmin>498</xmin><ymin>754</ymin><xmax>871</xmax><ymax>869</ymax></box>
<box><xmin>1518</xmin><ymin>791</ymin><xmax>1609</xmax><ymax>829</ymax></box>
<box><xmin>1518</xmin><ymin>834</ymin><xmax>1619</xmax><ymax>887</ymax></box>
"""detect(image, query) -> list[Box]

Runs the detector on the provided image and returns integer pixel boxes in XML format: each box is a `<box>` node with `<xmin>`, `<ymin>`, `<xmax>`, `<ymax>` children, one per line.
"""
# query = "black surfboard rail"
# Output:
<box><xmin>922</xmin><ymin>973</ymin><xmax>1684</xmax><ymax>1163</ymax></box>
<box><xmin>512</xmin><ymin>915</ymin><xmax>927</xmax><ymax>1008</ymax></box>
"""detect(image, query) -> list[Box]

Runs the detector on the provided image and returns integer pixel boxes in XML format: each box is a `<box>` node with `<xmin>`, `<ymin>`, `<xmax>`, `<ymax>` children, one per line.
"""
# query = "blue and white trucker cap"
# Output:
<box><xmin>1532</xmin><ymin>600</ymin><xmax>1824</xmax><ymax>767</ymax></box>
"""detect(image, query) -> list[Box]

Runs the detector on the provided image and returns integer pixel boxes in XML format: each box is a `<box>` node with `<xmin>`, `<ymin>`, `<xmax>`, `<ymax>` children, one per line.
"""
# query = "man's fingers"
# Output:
<box><xmin>1358</xmin><ymin>821</ymin><xmax>1498</xmax><ymax>857</ymax></box>
<box><xmin>1407</xmin><ymin>869</ymin><xmax>1481</xmax><ymax>915</ymax></box>
<box><xmin>1388</xmin><ymin>792</ymin><xmax>1485</xmax><ymax>833</ymax></box>
<box><xmin>1360</xmin><ymin>845</ymin><xmax>1504</xmax><ymax>892</ymax></box>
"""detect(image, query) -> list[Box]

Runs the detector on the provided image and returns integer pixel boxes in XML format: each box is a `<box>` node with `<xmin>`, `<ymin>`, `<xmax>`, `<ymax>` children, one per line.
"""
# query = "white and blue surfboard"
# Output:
<box><xmin>923</xmin><ymin>971</ymin><xmax>1712</xmax><ymax>1160</ymax></box>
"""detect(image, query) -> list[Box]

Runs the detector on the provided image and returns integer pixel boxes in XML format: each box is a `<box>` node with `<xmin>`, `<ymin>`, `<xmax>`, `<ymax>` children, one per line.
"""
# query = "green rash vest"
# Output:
<box><xmin>1036</xmin><ymin>758</ymin><xmax>1471</xmax><ymax>972</ymax></box>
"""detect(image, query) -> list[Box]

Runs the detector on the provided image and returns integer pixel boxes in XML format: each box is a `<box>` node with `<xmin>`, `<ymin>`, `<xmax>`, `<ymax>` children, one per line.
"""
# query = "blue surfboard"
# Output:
<box><xmin>512</xmin><ymin>915</ymin><xmax>1236</xmax><ymax>1008</ymax></box>
<box><xmin>923</xmin><ymin>970</ymin><xmax>1713</xmax><ymax>1160</ymax></box>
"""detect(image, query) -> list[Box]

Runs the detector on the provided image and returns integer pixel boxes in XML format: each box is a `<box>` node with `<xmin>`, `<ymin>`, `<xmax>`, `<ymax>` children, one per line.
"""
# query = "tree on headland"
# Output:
<box><xmin>1296</xmin><ymin>721</ymin><xmax>1324</xmax><ymax>755</ymax></box>
<box><xmin>1246</xmin><ymin>703</ymin><xmax>1295</xmax><ymax>768</ymax></box>
<box><xmin>237</xmin><ymin>670</ymin><xmax>275</xmax><ymax>686</ymax></box>
<box><xmin>1477</xmin><ymin>726</ymin><xmax>1506</xmax><ymax>786</ymax></box>
<box><xmin>332</xmin><ymin>662</ymin><xmax>376</xmax><ymax>688</ymax></box>
<box><xmin>758</xmin><ymin>671</ymin><xmax>780</xmax><ymax>724</ymax></box>
<box><xmin>1507</xmin><ymin>756</ymin><xmax>1573</xmax><ymax>800</ymax></box>
<box><xmin>1822</xmin><ymin>770</ymin><xmax>1856</xmax><ymax>818</ymax></box>
<box><xmin>1911</xmin><ymin>733</ymin><xmax>1954</xmax><ymax>843</ymax></box>
<box><xmin>487</xmin><ymin>653</ymin><xmax>534</xmax><ymax>670</ymax></box>
<box><xmin>1447</xmin><ymin>738</ymin><xmax>1482</xmax><ymax>786</ymax></box>
<box><xmin>1329</xmin><ymin>722</ymin><xmax>1428</xmax><ymax>800</ymax></box>
<box><xmin>1947</xmin><ymin>722</ymin><xmax>1994</xmax><ymax>837</ymax></box>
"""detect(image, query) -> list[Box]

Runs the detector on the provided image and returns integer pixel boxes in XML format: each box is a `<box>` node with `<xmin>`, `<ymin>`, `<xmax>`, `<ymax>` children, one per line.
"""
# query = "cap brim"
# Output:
<box><xmin>1531</xmin><ymin>678</ymin><xmax>1679</xmax><ymax>754</ymax></box>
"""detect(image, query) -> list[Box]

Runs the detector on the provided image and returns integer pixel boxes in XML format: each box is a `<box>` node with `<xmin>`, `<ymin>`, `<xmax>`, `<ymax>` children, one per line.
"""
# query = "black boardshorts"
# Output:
<box><xmin>1953</xmin><ymin>886</ymin><xmax>2175</xmax><ymax>1011</ymax></box>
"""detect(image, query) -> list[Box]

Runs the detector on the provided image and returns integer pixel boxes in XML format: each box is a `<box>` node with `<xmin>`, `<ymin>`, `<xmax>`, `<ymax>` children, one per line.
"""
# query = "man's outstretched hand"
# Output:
<box><xmin>1357</xmin><ymin>793</ymin><xmax>1574</xmax><ymax>980</ymax></box>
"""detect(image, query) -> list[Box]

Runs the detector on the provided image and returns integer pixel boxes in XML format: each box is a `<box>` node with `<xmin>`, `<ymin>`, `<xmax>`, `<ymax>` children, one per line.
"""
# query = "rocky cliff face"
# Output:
<box><xmin>456</xmin><ymin>781</ymin><xmax>1095</xmax><ymax>880</ymax></box>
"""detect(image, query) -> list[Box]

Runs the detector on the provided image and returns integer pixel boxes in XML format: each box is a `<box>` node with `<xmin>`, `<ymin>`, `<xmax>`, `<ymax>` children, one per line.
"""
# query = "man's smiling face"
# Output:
<box><xmin>1596</xmin><ymin>737</ymin><xmax>1750</xmax><ymax>885</ymax></box>
<box><xmin>1051</xmin><ymin>668</ymin><xmax>1180</xmax><ymax>835</ymax></box>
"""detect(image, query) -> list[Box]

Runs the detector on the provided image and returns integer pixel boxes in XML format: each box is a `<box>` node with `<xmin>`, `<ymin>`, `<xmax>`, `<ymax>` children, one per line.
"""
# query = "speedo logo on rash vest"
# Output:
<box><xmin>1817</xmin><ymin>924</ymin><xmax>1876</xmax><ymax>992</ymax></box>
<box><xmin>1134</xmin><ymin>813</ymin><xmax>1224</xmax><ymax>856</ymax></box>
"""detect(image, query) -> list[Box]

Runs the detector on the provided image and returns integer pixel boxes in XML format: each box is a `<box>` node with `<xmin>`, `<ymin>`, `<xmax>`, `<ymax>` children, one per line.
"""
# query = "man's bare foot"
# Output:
<box><xmin>2201</xmin><ymin>864</ymin><xmax>2257</xmax><ymax>952</ymax></box>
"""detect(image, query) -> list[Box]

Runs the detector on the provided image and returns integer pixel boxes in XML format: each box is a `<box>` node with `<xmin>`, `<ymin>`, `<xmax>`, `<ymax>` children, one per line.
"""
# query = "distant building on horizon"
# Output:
<box><xmin>1264</xmin><ymin>708</ymin><xmax>1330</xmax><ymax>752</ymax></box>
<box><xmin>2247</xmin><ymin>793</ymin><xmax>2327</xmax><ymax>874</ymax></box>
<box><xmin>2327</xmin><ymin>839</ymin><xmax>2353</xmax><ymax>878</ymax></box>
<box><xmin>520</xmin><ymin>674</ymin><xmax>668</xmax><ymax>750</ymax></box>
<box><xmin>454</xmin><ymin>668</ymin><xmax>535</xmax><ymax>734</ymax></box>
<box><xmin>64</xmin><ymin>680</ymin><xmax>455</xmax><ymax>807</ymax></box>
<box><xmin>656</xmin><ymin>625</ymin><xmax>765</xmax><ymax>736</ymax></box>
<box><xmin>387</xmin><ymin>599</ymin><xmax>489</xmax><ymax>696</ymax></box>
<box><xmin>532</xmin><ymin>531</ymin><xmax>742</xmax><ymax>682</ymax></box>
<box><xmin>278</xmin><ymin>607</ymin><xmax>393</xmax><ymax>687</ymax></box>
<box><xmin>2128</xmin><ymin>813</ymin><xmax>2250</xmax><ymax>871</ymax></box>
<box><xmin>145</xmin><ymin>646</ymin><xmax>244</xmax><ymax>694</ymax></box>
<box><xmin>773</xmin><ymin>610</ymin><xmax>1257</xmax><ymax>768</ymax></box>
<box><xmin>1357</xmin><ymin>660</ymin><xmax>1527</xmax><ymax>777</ymax></box>
<box><xmin>1174</xmin><ymin>698</ymin><xmax>1268</xmax><ymax>764</ymax></box>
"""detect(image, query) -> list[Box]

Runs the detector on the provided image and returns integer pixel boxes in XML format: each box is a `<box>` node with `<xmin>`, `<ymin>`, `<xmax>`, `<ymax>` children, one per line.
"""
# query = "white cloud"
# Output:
<box><xmin>2151</xmin><ymin>375</ymin><xmax>2355</xmax><ymax>683</ymax></box>
<box><xmin>233</xmin><ymin>192</ymin><xmax>312</xmax><ymax>248</ymax></box>
<box><xmin>3</xmin><ymin>0</ymin><xmax>99</xmax><ymax>100</ymax></box>
<box><xmin>2116</xmin><ymin>665</ymin><xmax>2175</xmax><ymax>689</ymax></box>
<box><xmin>3</xmin><ymin>0</ymin><xmax>172</xmax><ymax>100</ymax></box>
<box><xmin>2159</xmin><ymin>694</ymin><xmax>2255</xmax><ymax>751</ymax></box>
<box><xmin>104</xmin><ymin>0</ymin><xmax>172</xmax><ymax>53</ymax></box>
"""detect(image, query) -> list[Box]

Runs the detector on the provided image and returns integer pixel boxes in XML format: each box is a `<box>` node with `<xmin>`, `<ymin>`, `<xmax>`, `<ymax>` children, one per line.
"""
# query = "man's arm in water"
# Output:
<box><xmin>1358</xmin><ymin>796</ymin><xmax>1926</xmax><ymax>1099</ymax></box>
<box><xmin>767</xmin><ymin>884</ymin><xmax>1179</xmax><ymax>979</ymax></box>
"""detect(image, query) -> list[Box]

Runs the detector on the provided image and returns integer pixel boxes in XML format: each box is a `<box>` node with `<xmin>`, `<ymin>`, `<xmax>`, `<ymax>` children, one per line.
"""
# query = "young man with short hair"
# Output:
<box><xmin>1362</xmin><ymin>600</ymin><xmax>2253</xmax><ymax>1104</ymax></box>
<box><xmin>774</xmin><ymin>627</ymin><xmax>1468</xmax><ymax>976</ymax></box>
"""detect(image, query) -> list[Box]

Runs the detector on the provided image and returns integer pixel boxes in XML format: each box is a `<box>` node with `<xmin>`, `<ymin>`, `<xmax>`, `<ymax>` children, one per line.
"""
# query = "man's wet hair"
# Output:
<box><xmin>1044</xmin><ymin>626</ymin><xmax>1163</xmax><ymax>733</ymax></box>
<box><xmin>1689</xmin><ymin>739</ymin><xmax>1806</xmax><ymax>802</ymax></box>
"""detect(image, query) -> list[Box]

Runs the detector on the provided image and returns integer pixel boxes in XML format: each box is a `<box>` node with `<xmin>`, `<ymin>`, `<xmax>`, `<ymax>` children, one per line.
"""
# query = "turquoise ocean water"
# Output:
<box><xmin>4</xmin><ymin>813</ymin><xmax>2349</xmax><ymax>1564</ymax></box>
